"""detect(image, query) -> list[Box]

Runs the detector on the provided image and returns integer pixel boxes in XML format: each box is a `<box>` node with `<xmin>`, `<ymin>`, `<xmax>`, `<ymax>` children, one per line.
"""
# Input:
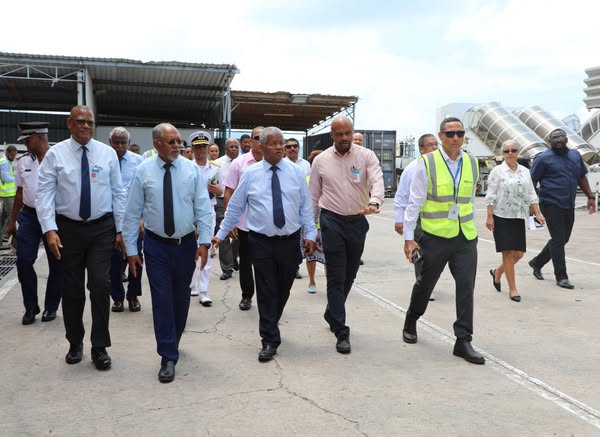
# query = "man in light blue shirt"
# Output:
<box><xmin>36</xmin><ymin>105</ymin><xmax>126</xmax><ymax>371</ymax></box>
<box><xmin>108</xmin><ymin>127</ymin><xmax>144</xmax><ymax>313</ymax></box>
<box><xmin>214</xmin><ymin>126</ymin><xmax>317</xmax><ymax>363</ymax></box>
<box><xmin>123</xmin><ymin>123</ymin><xmax>212</xmax><ymax>383</ymax></box>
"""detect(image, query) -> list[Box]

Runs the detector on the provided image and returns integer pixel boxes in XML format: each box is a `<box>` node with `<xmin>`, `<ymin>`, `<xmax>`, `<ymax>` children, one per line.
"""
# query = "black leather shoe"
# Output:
<box><xmin>158</xmin><ymin>361</ymin><xmax>176</xmax><ymax>383</ymax></box>
<box><xmin>490</xmin><ymin>269</ymin><xmax>501</xmax><ymax>292</ymax></box>
<box><xmin>336</xmin><ymin>336</ymin><xmax>351</xmax><ymax>354</ymax></box>
<box><xmin>528</xmin><ymin>260</ymin><xmax>544</xmax><ymax>280</ymax></box>
<box><xmin>220</xmin><ymin>271</ymin><xmax>232</xmax><ymax>280</ymax></box>
<box><xmin>65</xmin><ymin>343</ymin><xmax>83</xmax><ymax>364</ymax></box>
<box><xmin>453</xmin><ymin>339</ymin><xmax>485</xmax><ymax>365</ymax></box>
<box><xmin>41</xmin><ymin>310</ymin><xmax>57</xmax><ymax>322</ymax></box>
<box><xmin>91</xmin><ymin>347</ymin><xmax>112</xmax><ymax>370</ymax></box>
<box><xmin>22</xmin><ymin>307</ymin><xmax>40</xmax><ymax>325</ymax></box>
<box><xmin>258</xmin><ymin>345</ymin><xmax>278</xmax><ymax>362</ymax></box>
<box><xmin>402</xmin><ymin>316</ymin><xmax>418</xmax><ymax>344</ymax></box>
<box><xmin>557</xmin><ymin>279</ymin><xmax>575</xmax><ymax>289</ymax></box>
<box><xmin>128</xmin><ymin>297</ymin><xmax>141</xmax><ymax>312</ymax></box>
<box><xmin>239</xmin><ymin>297</ymin><xmax>251</xmax><ymax>311</ymax></box>
<box><xmin>510</xmin><ymin>294</ymin><xmax>521</xmax><ymax>302</ymax></box>
<box><xmin>111</xmin><ymin>301</ymin><xmax>124</xmax><ymax>312</ymax></box>
<box><xmin>233</xmin><ymin>260</ymin><xmax>239</xmax><ymax>271</ymax></box>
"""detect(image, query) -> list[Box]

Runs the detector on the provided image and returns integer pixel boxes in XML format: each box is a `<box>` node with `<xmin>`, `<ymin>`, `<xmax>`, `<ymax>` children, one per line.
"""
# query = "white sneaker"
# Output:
<box><xmin>190</xmin><ymin>289</ymin><xmax>199</xmax><ymax>297</ymax></box>
<box><xmin>199</xmin><ymin>292</ymin><xmax>212</xmax><ymax>307</ymax></box>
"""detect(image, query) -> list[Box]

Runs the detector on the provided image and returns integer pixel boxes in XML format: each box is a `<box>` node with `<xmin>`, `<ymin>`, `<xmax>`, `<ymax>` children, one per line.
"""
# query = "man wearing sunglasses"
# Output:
<box><xmin>36</xmin><ymin>105</ymin><xmax>127</xmax><ymax>371</ymax></box>
<box><xmin>528</xmin><ymin>128</ymin><xmax>596</xmax><ymax>289</ymax></box>
<box><xmin>402</xmin><ymin>117</ymin><xmax>485</xmax><ymax>365</ymax></box>
<box><xmin>283</xmin><ymin>138</ymin><xmax>311</xmax><ymax>177</ymax></box>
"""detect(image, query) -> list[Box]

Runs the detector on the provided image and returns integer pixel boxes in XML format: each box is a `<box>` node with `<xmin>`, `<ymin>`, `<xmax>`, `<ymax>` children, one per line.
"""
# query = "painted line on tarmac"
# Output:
<box><xmin>352</xmin><ymin>282</ymin><xmax>600</xmax><ymax>429</ymax></box>
<box><xmin>370</xmin><ymin>213</ymin><xmax>600</xmax><ymax>267</ymax></box>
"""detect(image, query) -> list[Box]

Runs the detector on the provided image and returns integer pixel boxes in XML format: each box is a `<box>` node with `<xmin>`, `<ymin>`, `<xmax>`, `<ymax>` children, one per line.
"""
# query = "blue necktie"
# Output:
<box><xmin>271</xmin><ymin>165</ymin><xmax>285</xmax><ymax>228</ymax></box>
<box><xmin>163</xmin><ymin>163</ymin><xmax>175</xmax><ymax>236</ymax></box>
<box><xmin>79</xmin><ymin>146</ymin><xmax>91</xmax><ymax>220</ymax></box>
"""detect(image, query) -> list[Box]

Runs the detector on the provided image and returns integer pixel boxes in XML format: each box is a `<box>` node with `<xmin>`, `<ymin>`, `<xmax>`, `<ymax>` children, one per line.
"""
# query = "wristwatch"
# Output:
<box><xmin>368</xmin><ymin>202</ymin><xmax>380</xmax><ymax>209</ymax></box>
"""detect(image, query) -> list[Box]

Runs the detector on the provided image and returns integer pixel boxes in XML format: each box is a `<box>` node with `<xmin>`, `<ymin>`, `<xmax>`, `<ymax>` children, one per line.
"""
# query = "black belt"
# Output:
<box><xmin>249</xmin><ymin>229</ymin><xmax>300</xmax><ymax>240</ymax></box>
<box><xmin>57</xmin><ymin>212</ymin><xmax>113</xmax><ymax>225</ymax></box>
<box><xmin>145</xmin><ymin>229</ymin><xmax>195</xmax><ymax>246</ymax></box>
<box><xmin>321</xmin><ymin>209</ymin><xmax>363</xmax><ymax>223</ymax></box>
<box><xmin>22</xmin><ymin>205</ymin><xmax>36</xmax><ymax>215</ymax></box>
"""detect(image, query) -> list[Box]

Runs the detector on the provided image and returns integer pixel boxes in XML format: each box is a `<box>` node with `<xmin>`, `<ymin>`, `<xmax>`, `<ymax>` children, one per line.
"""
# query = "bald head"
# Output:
<box><xmin>330</xmin><ymin>116</ymin><xmax>354</xmax><ymax>155</ymax></box>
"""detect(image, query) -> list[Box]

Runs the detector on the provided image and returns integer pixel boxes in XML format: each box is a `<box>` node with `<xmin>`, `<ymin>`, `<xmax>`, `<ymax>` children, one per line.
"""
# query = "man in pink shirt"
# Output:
<box><xmin>309</xmin><ymin>116</ymin><xmax>384</xmax><ymax>354</ymax></box>
<box><xmin>223</xmin><ymin>126</ymin><xmax>264</xmax><ymax>311</ymax></box>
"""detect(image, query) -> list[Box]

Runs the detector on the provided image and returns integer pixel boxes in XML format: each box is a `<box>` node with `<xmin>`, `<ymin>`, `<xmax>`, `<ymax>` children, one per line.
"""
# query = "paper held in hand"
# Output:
<box><xmin>528</xmin><ymin>216</ymin><xmax>545</xmax><ymax>231</ymax></box>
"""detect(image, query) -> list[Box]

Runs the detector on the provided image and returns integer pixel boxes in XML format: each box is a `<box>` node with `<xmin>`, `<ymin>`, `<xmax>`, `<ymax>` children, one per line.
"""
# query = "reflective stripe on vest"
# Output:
<box><xmin>0</xmin><ymin>157</ymin><xmax>16</xmax><ymax>197</ymax></box>
<box><xmin>420</xmin><ymin>150</ymin><xmax>478</xmax><ymax>240</ymax></box>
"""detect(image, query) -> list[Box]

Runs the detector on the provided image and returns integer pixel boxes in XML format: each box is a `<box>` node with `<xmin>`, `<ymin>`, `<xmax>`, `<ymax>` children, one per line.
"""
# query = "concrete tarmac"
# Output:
<box><xmin>1</xmin><ymin>195</ymin><xmax>599</xmax><ymax>436</ymax></box>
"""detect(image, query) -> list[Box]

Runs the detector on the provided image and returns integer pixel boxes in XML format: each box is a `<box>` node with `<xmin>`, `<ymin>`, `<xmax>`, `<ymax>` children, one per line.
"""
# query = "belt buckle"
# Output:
<box><xmin>176</xmin><ymin>237</ymin><xmax>182</xmax><ymax>245</ymax></box>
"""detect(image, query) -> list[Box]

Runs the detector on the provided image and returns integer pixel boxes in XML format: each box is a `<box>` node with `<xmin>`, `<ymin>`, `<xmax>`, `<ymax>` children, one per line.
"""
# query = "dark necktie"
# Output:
<box><xmin>163</xmin><ymin>163</ymin><xmax>175</xmax><ymax>236</ymax></box>
<box><xmin>79</xmin><ymin>146</ymin><xmax>91</xmax><ymax>220</ymax></box>
<box><xmin>271</xmin><ymin>165</ymin><xmax>285</xmax><ymax>228</ymax></box>
<box><xmin>119</xmin><ymin>157</ymin><xmax>123</xmax><ymax>169</ymax></box>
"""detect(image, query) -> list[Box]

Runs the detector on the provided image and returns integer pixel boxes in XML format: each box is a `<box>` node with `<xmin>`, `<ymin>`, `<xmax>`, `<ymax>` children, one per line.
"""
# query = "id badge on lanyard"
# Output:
<box><xmin>445</xmin><ymin>158</ymin><xmax>462</xmax><ymax>221</ymax></box>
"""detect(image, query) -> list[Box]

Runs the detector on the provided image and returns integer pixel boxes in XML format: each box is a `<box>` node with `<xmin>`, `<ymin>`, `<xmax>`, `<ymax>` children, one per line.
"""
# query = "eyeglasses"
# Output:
<box><xmin>549</xmin><ymin>134</ymin><xmax>566</xmax><ymax>140</ymax></box>
<box><xmin>285</xmin><ymin>144</ymin><xmax>299</xmax><ymax>149</ymax></box>
<box><xmin>165</xmin><ymin>139</ymin><xmax>183</xmax><ymax>145</ymax></box>
<box><xmin>74</xmin><ymin>119</ymin><xmax>95</xmax><ymax>127</ymax></box>
<box><xmin>442</xmin><ymin>130</ymin><xmax>465</xmax><ymax>138</ymax></box>
<box><xmin>503</xmin><ymin>149</ymin><xmax>519</xmax><ymax>154</ymax></box>
<box><xmin>253</xmin><ymin>136</ymin><xmax>260</xmax><ymax>141</ymax></box>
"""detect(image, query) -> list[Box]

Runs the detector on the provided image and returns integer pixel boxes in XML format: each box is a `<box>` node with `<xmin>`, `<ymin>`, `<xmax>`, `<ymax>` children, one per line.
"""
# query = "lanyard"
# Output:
<box><xmin>442</xmin><ymin>157</ymin><xmax>462</xmax><ymax>203</ymax></box>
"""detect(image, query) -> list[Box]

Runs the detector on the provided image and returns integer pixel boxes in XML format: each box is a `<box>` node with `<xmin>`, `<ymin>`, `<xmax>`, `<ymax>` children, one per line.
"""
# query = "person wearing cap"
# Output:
<box><xmin>223</xmin><ymin>126</ymin><xmax>264</xmax><ymax>311</ymax></box>
<box><xmin>188</xmin><ymin>130</ymin><xmax>223</xmax><ymax>306</ymax></box>
<box><xmin>213</xmin><ymin>127</ymin><xmax>316</xmax><ymax>362</ymax></box>
<box><xmin>8</xmin><ymin>122</ymin><xmax>63</xmax><ymax>325</ymax></box>
<box><xmin>108</xmin><ymin>127</ymin><xmax>144</xmax><ymax>313</ymax></box>
<box><xmin>123</xmin><ymin>123</ymin><xmax>212</xmax><ymax>383</ymax></box>
<box><xmin>36</xmin><ymin>105</ymin><xmax>126</xmax><ymax>371</ymax></box>
<box><xmin>213</xmin><ymin>138</ymin><xmax>240</xmax><ymax>280</ymax></box>
<box><xmin>0</xmin><ymin>144</ymin><xmax>18</xmax><ymax>246</ymax></box>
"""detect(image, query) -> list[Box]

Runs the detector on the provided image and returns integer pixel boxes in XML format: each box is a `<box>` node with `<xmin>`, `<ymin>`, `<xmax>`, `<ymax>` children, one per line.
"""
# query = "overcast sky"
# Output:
<box><xmin>2</xmin><ymin>0</ymin><xmax>599</xmax><ymax>137</ymax></box>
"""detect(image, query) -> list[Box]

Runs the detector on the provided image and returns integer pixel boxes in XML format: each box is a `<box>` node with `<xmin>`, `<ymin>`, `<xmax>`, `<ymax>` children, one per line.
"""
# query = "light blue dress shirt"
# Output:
<box><xmin>122</xmin><ymin>155</ymin><xmax>213</xmax><ymax>256</ymax></box>
<box><xmin>36</xmin><ymin>137</ymin><xmax>126</xmax><ymax>233</ymax></box>
<box><xmin>0</xmin><ymin>158</ymin><xmax>15</xmax><ymax>183</ymax></box>
<box><xmin>216</xmin><ymin>159</ymin><xmax>317</xmax><ymax>241</ymax></box>
<box><xmin>119</xmin><ymin>151</ymin><xmax>143</xmax><ymax>191</ymax></box>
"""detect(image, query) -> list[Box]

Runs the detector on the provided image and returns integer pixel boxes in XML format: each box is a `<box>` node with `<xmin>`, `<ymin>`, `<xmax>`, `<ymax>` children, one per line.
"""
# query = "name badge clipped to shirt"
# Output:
<box><xmin>448</xmin><ymin>204</ymin><xmax>459</xmax><ymax>220</ymax></box>
<box><xmin>351</xmin><ymin>165</ymin><xmax>361</xmax><ymax>184</ymax></box>
<box><xmin>91</xmin><ymin>165</ymin><xmax>102</xmax><ymax>183</ymax></box>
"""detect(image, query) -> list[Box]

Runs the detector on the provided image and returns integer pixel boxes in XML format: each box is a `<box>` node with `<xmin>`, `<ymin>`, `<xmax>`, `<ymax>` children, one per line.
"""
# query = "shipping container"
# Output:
<box><xmin>306</xmin><ymin>129</ymin><xmax>397</xmax><ymax>196</ymax></box>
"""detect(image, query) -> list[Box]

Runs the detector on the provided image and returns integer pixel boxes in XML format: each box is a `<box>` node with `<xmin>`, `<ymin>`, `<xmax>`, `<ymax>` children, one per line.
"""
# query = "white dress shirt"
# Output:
<box><xmin>393</xmin><ymin>157</ymin><xmax>421</xmax><ymax>223</ymax></box>
<box><xmin>14</xmin><ymin>153</ymin><xmax>40</xmax><ymax>208</ymax></box>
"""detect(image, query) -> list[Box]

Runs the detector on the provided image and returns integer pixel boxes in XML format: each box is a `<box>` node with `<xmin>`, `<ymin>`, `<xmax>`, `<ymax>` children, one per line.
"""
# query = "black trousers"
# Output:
<box><xmin>320</xmin><ymin>212</ymin><xmax>369</xmax><ymax>339</ymax></box>
<box><xmin>237</xmin><ymin>229</ymin><xmax>255</xmax><ymax>299</ymax></box>
<box><xmin>249</xmin><ymin>231</ymin><xmax>301</xmax><ymax>347</ymax></box>
<box><xmin>406</xmin><ymin>230</ymin><xmax>477</xmax><ymax>341</ymax></box>
<box><xmin>57</xmin><ymin>214</ymin><xmax>115</xmax><ymax>348</ymax></box>
<box><xmin>530</xmin><ymin>203</ymin><xmax>574</xmax><ymax>281</ymax></box>
<box><xmin>215</xmin><ymin>198</ymin><xmax>239</xmax><ymax>274</ymax></box>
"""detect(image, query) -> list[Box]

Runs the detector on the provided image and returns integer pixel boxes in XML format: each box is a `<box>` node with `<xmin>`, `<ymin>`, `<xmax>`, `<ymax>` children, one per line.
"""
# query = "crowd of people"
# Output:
<box><xmin>5</xmin><ymin>106</ymin><xmax>596</xmax><ymax>382</ymax></box>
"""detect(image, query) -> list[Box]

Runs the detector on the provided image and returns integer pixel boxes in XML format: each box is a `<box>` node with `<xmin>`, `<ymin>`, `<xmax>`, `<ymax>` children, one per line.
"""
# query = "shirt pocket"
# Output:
<box><xmin>89</xmin><ymin>160</ymin><xmax>112</xmax><ymax>186</ymax></box>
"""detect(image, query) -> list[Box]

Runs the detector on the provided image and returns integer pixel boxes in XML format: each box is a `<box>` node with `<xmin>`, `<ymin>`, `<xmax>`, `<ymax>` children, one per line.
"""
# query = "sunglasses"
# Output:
<box><xmin>253</xmin><ymin>136</ymin><xmax>260</xmax><ymax>141</ymax></box>
<box><xmin>503</xmin><ymin>149</ymin><xmax>519</xmax><ymax>154</ymax></box>
<box><xmin>285</xmin><ymin>144</ymin><xmax>299</xmax><ymax>149</ymax></box>
<box><xmin>442</xmin><ymin>130</ymin><xmax>465</xmax><ymax>138</ymax></box>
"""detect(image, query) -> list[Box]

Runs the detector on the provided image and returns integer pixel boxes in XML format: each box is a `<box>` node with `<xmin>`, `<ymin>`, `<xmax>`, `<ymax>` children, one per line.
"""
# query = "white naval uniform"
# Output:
<box><xmin>189</xmin><ymin>161</ymin><xmax>223</xmax><ymax>295</ymax></box>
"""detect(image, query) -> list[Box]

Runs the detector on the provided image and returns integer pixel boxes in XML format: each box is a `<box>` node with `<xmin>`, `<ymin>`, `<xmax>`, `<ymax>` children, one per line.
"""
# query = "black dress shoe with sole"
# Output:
<box><xmin>453</xmin><ymin>339</ymin><xmax>485</xmax><ymax>365</ymax></box>
<box><xmin>402</xmin><ymin>330</ymin><xmax>418</xmax><ymax>344</ymax></box>
<box><xmin>490</xmin><ymin>269</ymin><xmax>501</xmax><ymax>292</ymax></box>
<box><xmin>557</xmin><ymin>279</ymin><xmax>575</xmax><ymax>289</ymax></box>
<box><xmin>158</xmin><ymin>361</ymin><xmax>176</xmax><ymax>383</ymax></box>
<box><xmin>336</xmin><ymin>337</ymin><xmax>351</xmax><ymax>354</ymax></box>
<box><xmin>91</xmin><ymin>347</ymin><xmax>112</xmax><ymax>370</ymax></box>
<box><xmin>41</xmin><ymin>310</ymin><xmax>57</xmax><ymax>322</ymax></box>
<box><xmin>22</xmin><ymin>307</ymin><xmax>40</xmax><ymax>325</ymax></box>
<box><xmin>128</xmin><ymin>297</ymin><xmax>141</xmax><ymax>312</ymax></box>
<box><xmin>65</xmin><ymin>343</ymin><xmax>83</xmax><ymax>364</ymax></box>
<box><xmin>220</xmin><ymin>271</ymin><xmax>232</xmax><ymax>280</ymax></box>
<box><xmin>239</xmin><ymin>298</ymin><xmax>251</xmax><ymax>311</ymax></box>
<box><xmin>403</xmin><ymin>316</ymin><xmax>418</xmax><ymax>344</ymax></box>
<box><xmin>258</xmin><ymin>345</ymin><xmax>278</xmax><ymax>362</ymax></box>
<box><xmin>111</xmin><ymin>301</ymin><xmax>124</xmax><ymax>312</ymax></box>
<box><xmin>528</xmin><ymin>260</ymin><xmax>544</xmax><ymax>280</ymax></box>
